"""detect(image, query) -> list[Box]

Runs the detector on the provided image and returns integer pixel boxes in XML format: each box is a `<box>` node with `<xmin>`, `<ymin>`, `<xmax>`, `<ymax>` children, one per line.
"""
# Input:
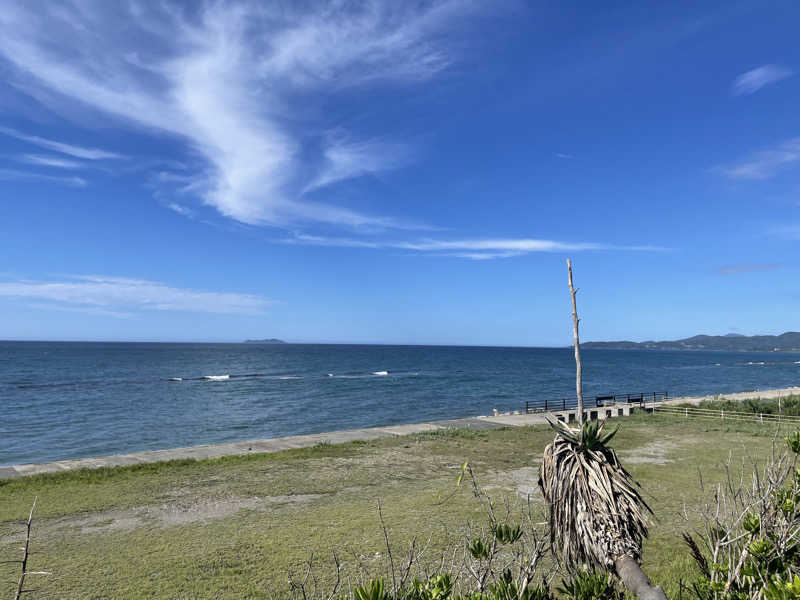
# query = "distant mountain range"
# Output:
<box><xmin>582</xmin><ymin>332</ymin><xmax>800</xmax><ymax>352</ymax></box>
<box><xmin>243</xmin><ymin>338</ymin><xmax>286</xmax><ymax>344</ymax></box>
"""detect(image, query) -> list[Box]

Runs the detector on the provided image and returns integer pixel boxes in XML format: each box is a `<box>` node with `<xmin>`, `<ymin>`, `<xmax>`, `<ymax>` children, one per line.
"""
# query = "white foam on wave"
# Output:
<box><xmin>203</xmin><ymin>374</ymin><xmax>230</xmax><ymax>381</ymax></box>
<box><xmin>168</xmin><ymin>377</ymin><xmax>183</xmax><ymax>381</ymax></box>
<box><xmin>278</xmin><ymin>376</ymin><xmax>302</xmax><ymax>380</ymax></box>
<box><xmin>373</xmin><ymin>370</ymin><xmax>389</xmax><ymax>376</ymax></box>
<box><xmin>747</xmin><ymin>362</ymin><xmax>766</xmax><ymax>366</ymax></box>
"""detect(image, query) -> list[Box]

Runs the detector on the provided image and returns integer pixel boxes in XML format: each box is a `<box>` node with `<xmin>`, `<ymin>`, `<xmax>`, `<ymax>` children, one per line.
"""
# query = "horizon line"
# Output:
<box><xmin>0</xmin><ymin>338</ymin><xmax>571</xmax><ymax>348</ymax></box>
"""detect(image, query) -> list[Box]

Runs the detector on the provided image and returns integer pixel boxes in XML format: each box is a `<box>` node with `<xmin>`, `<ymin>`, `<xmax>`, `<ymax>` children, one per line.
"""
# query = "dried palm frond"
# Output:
<box><xmin>538</xmin><ymin>419</ymin><xmax>652</xmax><ymax>571</ymax></box>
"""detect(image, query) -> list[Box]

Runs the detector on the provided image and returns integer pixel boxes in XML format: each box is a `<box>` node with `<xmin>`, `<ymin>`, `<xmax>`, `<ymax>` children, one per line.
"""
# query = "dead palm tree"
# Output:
<box><xmin>553</xmin><ymin>260</ymin><xmax>666</xmax><ymax>599</ymax></box>
<box><xmin>538</xmin><ymin>418</ymin><xmax>667</xmax><ymax>600</ymax></box>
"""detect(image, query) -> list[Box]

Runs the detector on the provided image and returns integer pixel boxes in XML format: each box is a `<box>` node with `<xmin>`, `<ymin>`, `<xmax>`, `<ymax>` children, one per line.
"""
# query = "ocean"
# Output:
<box><xmin>1</xmin><ymin>341</ymin><xmax>799</xmax><ymax>466</ymax></box>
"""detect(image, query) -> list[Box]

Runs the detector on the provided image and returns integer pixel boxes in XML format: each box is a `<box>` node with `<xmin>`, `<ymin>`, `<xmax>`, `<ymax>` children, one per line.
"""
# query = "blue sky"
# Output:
<box><xmin>0</xmin><ymin>0</ymin><xmax>798</xmax><ymax>345</ymax></box>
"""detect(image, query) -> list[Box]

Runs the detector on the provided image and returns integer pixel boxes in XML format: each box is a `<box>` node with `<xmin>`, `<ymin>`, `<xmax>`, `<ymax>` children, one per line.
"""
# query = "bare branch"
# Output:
<box><xmin>377</xmin><ymin>499</ymin><xmax>397</xmax><ymax>595</ymax></box>
<box><xmin>15</xmin><ymin>497</ymin><xmax>37</xmax><ymax>600</ymax></box>
<box><xmin>324</xmin><ymin>553</ymin><xmax>341</xmax><ymax>600</ymax></box>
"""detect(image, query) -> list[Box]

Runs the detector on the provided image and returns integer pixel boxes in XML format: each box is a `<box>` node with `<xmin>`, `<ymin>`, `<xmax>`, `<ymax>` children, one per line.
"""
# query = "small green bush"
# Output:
<box><xmin>558</xmin><ymin>571</ymin><xmax>622</xmax><ymax>600</ymax></box>
<box><xmin>683</xmin><ymin>428</ymin><xmax>800</xmax><ymax>600</ymax></box>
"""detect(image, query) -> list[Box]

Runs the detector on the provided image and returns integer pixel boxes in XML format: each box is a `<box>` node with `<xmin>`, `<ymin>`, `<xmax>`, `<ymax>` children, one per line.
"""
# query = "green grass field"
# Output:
<box><xmin>0</xmin><ymin>412</ymin><xmax>793</xmax><ymax>599</ymax></box>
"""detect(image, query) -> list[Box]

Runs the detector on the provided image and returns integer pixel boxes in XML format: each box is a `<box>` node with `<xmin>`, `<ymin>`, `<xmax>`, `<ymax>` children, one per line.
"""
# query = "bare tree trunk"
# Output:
<box><xmin>15</xmin><ymin>498</ymin><xmax>36</xmax><ymax>600</ymax></box>
<box><xmin>615</xmin><ymin>556</ymin><xmax>667</xmax><ymax>600</ymax></box>
<box><xmin>567</xmin><ymin>259</ymin><xmax>583</xmax><ymax>426</ymax></box>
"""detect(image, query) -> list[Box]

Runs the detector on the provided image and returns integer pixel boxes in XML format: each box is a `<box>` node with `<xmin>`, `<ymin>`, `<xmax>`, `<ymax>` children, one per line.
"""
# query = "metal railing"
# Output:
<box><xmin>654</xmin><ymin>404</ymin><xmax>800</xmax><ymax>424</ymax></box>
<box><xmin>524</xmin><ymin>391</ymin><xmax>668</xmax><ymax>414</ymax></box>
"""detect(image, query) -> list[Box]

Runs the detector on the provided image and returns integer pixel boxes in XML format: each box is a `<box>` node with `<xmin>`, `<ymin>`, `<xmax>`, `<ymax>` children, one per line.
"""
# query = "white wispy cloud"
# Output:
<box><xmin>287</xmin><ymin>233</ymin><xmax>382</xmax><ymax>248</ymax></box>
<box><xmin>444</xmin><ymin>251</ymin><xmax>524</xmax><ymax>260</ymax></box>
<box><xmin>19</xmin><ymin>154</ymin><xmax>84</xmax><ymax>169</ymax></box>
<box><xmin>716</xmin><ymin>138</ymin><xmax>800</xmax><ymax>180</ymax></box>
<box><xmin>166</xmin><ymin>202</ymin><xmax>194</xmax><ymax>217</ymax></box>
<box><xmin>0</xmin><ymin>125</ymin><xmax>124</xmax><ymax>159</ymax></box>
<box><xmin>732</xmin><ymin>64</ymin><xmax>793</xmax><ymax>96</ymax></box>
<box><xmin>0</xmin><ymin>1</ymin><xmax>489</xmax><ymax>229</ymax></box>
<box><xmin>282</xmin><ymin>233</ymin><xmax>666</xmax><ymax>259</ymax></box>
<box><xmin>397</xmin><ymin>239</ymin><xmax>606</xmax><ymax>252</ymax></box>
<box><xmin>0</xmin><ymin>168</ymin><xmax>86</xmax><ymax>187</ymax></box>
<box><xmin>0</xmin><ymin>275</ymin><xmax>272</xmax><ymax>315</ymax></box>
<box><xmin>304</xmin><ymin>136</ymin><xmax>412</xmax><ymax>194</ymax></box>
<box><xmin>28</xmin><ymin>302</ymin><xmax>135</xmax><ymax>319</ymax></box>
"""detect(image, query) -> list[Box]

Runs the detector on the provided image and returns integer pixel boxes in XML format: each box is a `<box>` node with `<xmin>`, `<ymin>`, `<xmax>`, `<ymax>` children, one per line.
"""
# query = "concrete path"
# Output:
<box><xmin>3</xmin><ymin>386</ymin><xmax>797</xmax><ymax>479</ymax></box>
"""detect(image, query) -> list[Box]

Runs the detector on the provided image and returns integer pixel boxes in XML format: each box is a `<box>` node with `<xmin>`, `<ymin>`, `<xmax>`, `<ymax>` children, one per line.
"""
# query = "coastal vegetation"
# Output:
<box><xmin>696</xmin><ymin>394</ymin><xmax>800</xmax><ymax>417</ymax></box>
<box><xmin>1</xmin><ymin>412</ymin><xmax>797</xmax><ymax>598</ymax></box>
<box><xmin>681</xmin><ymin>428</ymin><xmax>800</xmax><ymax>600</ymax></box>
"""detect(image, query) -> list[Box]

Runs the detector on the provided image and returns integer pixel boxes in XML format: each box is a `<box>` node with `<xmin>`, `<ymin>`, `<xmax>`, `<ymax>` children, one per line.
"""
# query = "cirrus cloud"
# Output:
<box><xmin>0</xmin><ymin>125</ymin><xmax>125</xmax><ymax>160</ymax></box>
<box><xmin>715</xmin><ymin>138</ymin><xmax>800</xmax><ymax>180</ymax></box>
<box><xmin>0</xmin><ymin>275</ymin><xmax>272</xmax><ymax>316</ymax></box>
<box><xmin>282</xmin><ymin>233</ymin><xmax>667</xmax><ymax>259</ymax></box>
<box><xmin>0</xmin><ymin>168</ymin><xmax>86</xmax><ymax>187</ymax></box>
<box><xmin>19</xmin><ymin>154</ymin><xmax>85</xmax><ymax>169</ymax></box>
<box><xmin>732</xmin><ymin>64</ymin><xmax>793</xmax><ymax>96</ymax></box>
<box><xmin>0</xmin><ymin>0</ymin><xmax>492</xmax><ymax>229</ymax></box>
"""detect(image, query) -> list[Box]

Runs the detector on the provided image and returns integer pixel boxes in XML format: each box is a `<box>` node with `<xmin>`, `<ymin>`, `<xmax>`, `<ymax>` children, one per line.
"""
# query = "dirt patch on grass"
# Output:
<box><xmin>297</xmin><ymin>450</ymin><xmax>465</xmax><ymax>489</ymax></box>
<box><xmin>618</xmin><ymin>440</ymin><xmax>680</xmax><ymax>464</ymax></box>
<box><xmin>505</xmin><ymin>466</ymin><xmax>541</xmax><ymax>498</ymax></box>
<box><xmin>0</xmin><ymin>494</ymin><xmax>321</xmax><ymax>544</ymax></box>
<box><xmin>488</xmin><ymin>464</ymin><xmax>544</xmax><ymax>499</ymax></box>
<box><xmin>152</xmin><ymin>494</ymin><xmax>320</xmax><ymax>527</ymax></box>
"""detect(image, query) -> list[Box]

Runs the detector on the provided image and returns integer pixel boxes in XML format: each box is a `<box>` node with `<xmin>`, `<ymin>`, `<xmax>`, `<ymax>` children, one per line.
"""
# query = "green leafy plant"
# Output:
<box><xmin>354</xmin><ymin>578</ymin><xmax>389</xmax><ymax>600</ymax></box>
<box><xmin>409</xmin><ymin>574</ymin><xmax>454</xmax><ymax>600</ymax></box>
<box><xmin>786</xmin><ymin>431</ymin><xmax>800</xmax><ymax>454</ymax></box>
<box><xmin>743</xmin><ymin>512</ymin><xmax>761</xmax><ymax>534</ymax></box>
<box><xmin>486</xmin><ymin>570</ymin><xmax>551</xmax><ymax>600</ymax></box>
<box><xmin>558</xmin><ymin>571</ymin><xmax>623</xmax><ymax>600</ymax></box>
<box><xmin>468</xmin><ymin>539</ymin><xmax>491</xmax><ymax>560</ymax></box>
<box><xmin>493</xmin><ymin>524</ymin><xmax>522</xmax><ymax>545</ymax></box>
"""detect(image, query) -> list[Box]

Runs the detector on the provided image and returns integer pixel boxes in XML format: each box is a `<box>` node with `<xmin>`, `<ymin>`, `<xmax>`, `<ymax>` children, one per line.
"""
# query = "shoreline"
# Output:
<box><xmin>3</xmin><ymin>385</ymin><xmax>799</xmax><ymax>480</ymax></box>
<box><xmin>664</xmin><ymin>386</ymin><xmax>800</xmax><ymax>405</ymax></box>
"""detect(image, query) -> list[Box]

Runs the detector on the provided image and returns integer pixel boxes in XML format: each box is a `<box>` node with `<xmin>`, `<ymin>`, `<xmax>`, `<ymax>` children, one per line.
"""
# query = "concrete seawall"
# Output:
<box><xmin>2</xmin><ymin>385</ymin><xmax>798</xmax><ymax>480</ymax></box>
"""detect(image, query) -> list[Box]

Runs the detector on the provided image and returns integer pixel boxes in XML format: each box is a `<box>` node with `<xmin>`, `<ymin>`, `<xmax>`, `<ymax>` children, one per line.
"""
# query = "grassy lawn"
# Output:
<box><xmin>0</xmin><ymin>413</ymin><xmax>794</xmax><ymax>599</ymax></box>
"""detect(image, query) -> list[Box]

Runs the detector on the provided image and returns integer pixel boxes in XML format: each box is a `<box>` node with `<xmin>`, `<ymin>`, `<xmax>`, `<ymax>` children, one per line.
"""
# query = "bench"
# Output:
<box><xmin>595</xmin><ymin>395</ymin><xmax>615</xmax><ymax>407</ymax></box>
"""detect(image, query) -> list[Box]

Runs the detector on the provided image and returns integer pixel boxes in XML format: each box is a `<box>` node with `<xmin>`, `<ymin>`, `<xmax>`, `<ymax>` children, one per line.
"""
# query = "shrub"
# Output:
<box><xmin>682</xmin><ymin>429</ymin><xmax>800</xmax><ymax>600</ymax></box>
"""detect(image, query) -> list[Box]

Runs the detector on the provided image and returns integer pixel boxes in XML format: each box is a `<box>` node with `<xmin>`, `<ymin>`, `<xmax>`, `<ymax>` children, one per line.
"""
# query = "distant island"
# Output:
<box><xmin>243</xmin><ymin>338</ymin><xmax>287</xmax><ymax>344</ymax></box>
<box><xmin>582</xmin><ymin>331</ymin><xmax>800</xmax><ymax>352</ymax></box>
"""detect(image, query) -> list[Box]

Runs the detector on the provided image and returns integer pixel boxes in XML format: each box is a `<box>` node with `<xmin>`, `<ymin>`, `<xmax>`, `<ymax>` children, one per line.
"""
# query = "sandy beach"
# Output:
<box><xmin>666</xmin><ymin>385</ymin><xmax>800</xmax><ymax>405</ymax></box>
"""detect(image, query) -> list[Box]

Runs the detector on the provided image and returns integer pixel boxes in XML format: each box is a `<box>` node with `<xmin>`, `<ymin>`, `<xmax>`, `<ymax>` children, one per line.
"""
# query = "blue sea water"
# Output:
<box><xmin>1</xmin><ymin>342</ymin><xmax>799</xmax><ymax>465</ymax></box>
